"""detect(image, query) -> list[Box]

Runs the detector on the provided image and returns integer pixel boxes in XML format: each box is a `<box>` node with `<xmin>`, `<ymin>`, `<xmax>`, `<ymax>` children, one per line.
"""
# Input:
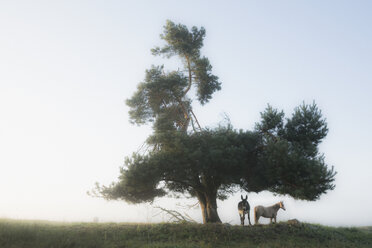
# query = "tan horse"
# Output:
<box><xmin>254</xmin><ymin>201</ymin><xmax>286</xmax><ymax>224</ymax></box>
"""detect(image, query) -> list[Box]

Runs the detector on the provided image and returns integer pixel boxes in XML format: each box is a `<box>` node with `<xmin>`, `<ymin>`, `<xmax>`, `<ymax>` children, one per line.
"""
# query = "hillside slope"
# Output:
<box><xmin>0</xmin><ymin>219</ymin><xmax>371</xmax><ymax>248</ymax></box>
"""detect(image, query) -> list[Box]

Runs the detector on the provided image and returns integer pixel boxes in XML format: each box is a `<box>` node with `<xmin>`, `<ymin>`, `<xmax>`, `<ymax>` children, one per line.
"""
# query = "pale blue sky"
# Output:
<box><xmin>0</xmin><ymin>0</ymin><xmax>371</xmax><ymax>225</ymax></box>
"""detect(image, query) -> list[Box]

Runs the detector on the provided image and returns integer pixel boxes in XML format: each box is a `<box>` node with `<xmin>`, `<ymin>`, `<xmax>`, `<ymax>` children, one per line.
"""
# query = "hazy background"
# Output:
<box><xmin>1</xmin><ymin>0</ymin><xmax>371</xmax><ymax>226</ymax></box>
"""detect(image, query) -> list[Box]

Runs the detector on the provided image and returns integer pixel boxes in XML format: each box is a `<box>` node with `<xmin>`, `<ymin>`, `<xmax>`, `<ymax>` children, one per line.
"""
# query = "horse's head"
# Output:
<box><xmin>240</xmin><ymin>195</ymin><xmax>250</xmax><ymax>210</ymax></box>
<box><xmin>279</xmin><ymin>201</ymin><xmax>286</xmax><ymax>211</ymax></box>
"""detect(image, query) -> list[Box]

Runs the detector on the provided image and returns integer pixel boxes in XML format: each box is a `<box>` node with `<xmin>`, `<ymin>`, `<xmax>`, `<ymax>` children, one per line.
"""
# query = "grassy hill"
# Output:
<box><xmin>0</xmin><ymin>218</ymin><xmax>371</xmax><ymax>248</ymax></box>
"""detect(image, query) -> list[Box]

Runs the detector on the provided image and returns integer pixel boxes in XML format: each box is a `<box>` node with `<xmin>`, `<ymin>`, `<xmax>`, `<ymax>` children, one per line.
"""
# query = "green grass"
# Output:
<box><xmin>0</xmin><ymin>218</ymin><xmax>371</xmax><ymax>248</ymax></box>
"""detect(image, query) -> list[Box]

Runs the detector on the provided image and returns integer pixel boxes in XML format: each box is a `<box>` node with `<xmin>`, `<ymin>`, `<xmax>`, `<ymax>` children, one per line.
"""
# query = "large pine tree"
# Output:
<box><xmin>91</xmin><ymin>21</ymin><xmax>336</xmax><ymax>223</ymax></box>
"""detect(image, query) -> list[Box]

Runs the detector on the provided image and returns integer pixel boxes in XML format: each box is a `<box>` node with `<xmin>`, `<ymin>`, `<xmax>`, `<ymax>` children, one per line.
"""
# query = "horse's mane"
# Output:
<box><xmin>270</xmin><ymin>202</ymin><xmax>281</xmax><ymax>208</ymax></box>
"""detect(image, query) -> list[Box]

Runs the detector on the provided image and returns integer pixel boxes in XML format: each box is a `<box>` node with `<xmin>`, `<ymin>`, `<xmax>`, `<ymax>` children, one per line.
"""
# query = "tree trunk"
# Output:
<box><xmin>197</xmin><ymin>192</ymin><xmax>222</xmax><ymax>223</ymax></box>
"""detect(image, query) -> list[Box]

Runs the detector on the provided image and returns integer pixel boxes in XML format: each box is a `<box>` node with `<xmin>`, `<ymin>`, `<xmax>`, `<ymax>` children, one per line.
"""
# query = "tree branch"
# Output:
<box><xmin>153</xmin><ymin>206</ymin><xmax>197</xmax><ymax>223</ymax></box>
<box><xmin>163</xmin><ymin>177</ymin><xmax>198</xmax><ymax>191</ymax></box>
<box><xmin>176</xmin><ymin>97</ymin><xmax>195</xmax><ymax>132</ymax></box>
<box><xmin>190</xmin><ymin>109</ymin><xmax>202</xmax><ymax>131</ymax></box>
<box><xmin>183</xmin><ymin>55</ymin><xmax>193</xmax><ymax>97</ymax></box>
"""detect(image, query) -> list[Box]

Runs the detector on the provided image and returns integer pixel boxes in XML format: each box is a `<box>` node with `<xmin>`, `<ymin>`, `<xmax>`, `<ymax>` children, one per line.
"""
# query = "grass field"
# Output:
<box><xmin>0</xmin><ymin>218</ymin><xmax>371</xmax><ymax>248</ymax></box>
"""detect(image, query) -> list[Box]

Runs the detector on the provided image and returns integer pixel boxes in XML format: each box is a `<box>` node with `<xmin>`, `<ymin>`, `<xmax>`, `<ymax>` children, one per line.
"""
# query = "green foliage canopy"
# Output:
<box><xmin>126</xmin><ymin>20</ymin><xmax>221</xmax><ymax>134</ymax></box>
<box><xmin>95</xmin><ymin>103</ymin><xmax>335</xmax><ymax>205</ymax></box>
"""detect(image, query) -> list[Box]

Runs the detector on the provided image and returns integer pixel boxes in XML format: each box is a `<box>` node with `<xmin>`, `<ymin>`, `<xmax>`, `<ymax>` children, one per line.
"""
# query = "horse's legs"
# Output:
<box><xmin>270</xmin><ymin>218</ymin><xmax>273</xmax><ymax>224</ymax></box>
<box><xmin>274</xmin><ymin>216</ymin><xmax>277</xmax><ymax>223</ymax></box>
<box><xmin>254</xmin><ymin>208</ymin><xmax>258</xmax><ymax>225</ymax></box>
<box><xmin>240</xmin><ymin>213</ymin><xmax>244</xmax><ymax>226</ymax></box>
<box><xmin>255</xmin><ymin>215</ymin><xmax>260</xmax><ymax>225</ymax></box>
<box><xmin>247</xmin><ymin>211</ymin><xmax>252</xmax><ymax>226</ymax></box>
